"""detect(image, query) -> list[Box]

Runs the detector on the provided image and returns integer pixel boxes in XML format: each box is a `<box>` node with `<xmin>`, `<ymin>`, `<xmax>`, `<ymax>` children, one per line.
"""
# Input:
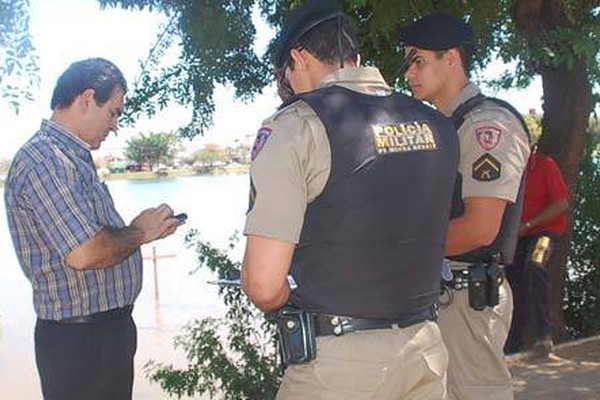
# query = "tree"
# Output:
<box><xmin>124</xmin><ymin>132</ymin><xmax>179</xmax><ymax>171</ymax></box>
<box><xmin>0</xmin><ymin>0</ymin><xmax>39</xmax><ymax>113</ymax></box>
<box><xmin>192</xmin><ymin>143</ymin><xmax>228</xmax><ymax>168</ymax></box>
<box><xmin>99</xmin><ymin>0</ymin><xmax>271</xmax><ymax>138</ymax></box>
<box><xmin>145</xmin><ymin>231</ymin><xmax>280</xmax><ymax>399</ymax></box>
<box><xmin>565</xmin><ymin>137</ymin><xmax>600</xmax><ymax>339</ymax></box>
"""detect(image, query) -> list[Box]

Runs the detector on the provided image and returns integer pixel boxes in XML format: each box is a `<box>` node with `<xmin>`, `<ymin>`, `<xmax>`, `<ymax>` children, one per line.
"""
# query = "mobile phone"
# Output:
<box><xmin>173</xmin><ymin>212</ymin><xmax>188</xmax><ymax>224</ymax></box>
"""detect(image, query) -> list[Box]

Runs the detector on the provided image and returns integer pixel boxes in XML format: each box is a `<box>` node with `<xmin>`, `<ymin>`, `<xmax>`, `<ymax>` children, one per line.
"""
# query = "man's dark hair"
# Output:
<box><xmin>287</xmin><ymin>15</ymin><xmax>359</xmax><ymax>69</ymax></box>
<box><xmin>50</xmin><ymin>58</ymin><xmax>127</xmax><ymax>110</ymax></box>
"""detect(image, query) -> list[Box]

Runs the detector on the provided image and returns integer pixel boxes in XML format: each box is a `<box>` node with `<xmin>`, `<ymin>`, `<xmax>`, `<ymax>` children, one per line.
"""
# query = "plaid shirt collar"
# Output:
<box><xmin>41</xmin><ymin>119</ymin><xmax>94</xmax><ymax>165</ymax></box>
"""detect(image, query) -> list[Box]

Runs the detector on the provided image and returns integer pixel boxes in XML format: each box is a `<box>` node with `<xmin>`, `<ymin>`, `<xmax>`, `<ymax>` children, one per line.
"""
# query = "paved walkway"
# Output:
<box><xmin>509</xmin><ymin>336</ymin><xmax>600</xmax><ymax>399</ymax></box>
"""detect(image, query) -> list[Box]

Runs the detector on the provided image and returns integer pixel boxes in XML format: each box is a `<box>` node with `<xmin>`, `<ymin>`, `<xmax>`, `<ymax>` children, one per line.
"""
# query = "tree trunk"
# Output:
<box><xmin>513</xmin><ymin>0</ymin><xmax>594</xmax><ymax>341</ymax></box>
<box><xmin>538</xmin><ymin>61</ymin><xmax>592</xmax><ymax>341</ymax></box>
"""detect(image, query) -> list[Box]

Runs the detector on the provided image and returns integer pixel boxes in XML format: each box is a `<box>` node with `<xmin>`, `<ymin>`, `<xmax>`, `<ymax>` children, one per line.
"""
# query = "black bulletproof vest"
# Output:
<box><xmin>288</xmin><ymin>86</ymin><xmax>459</xmax><ymax>319</ymax></box>
<box><xmin>449</xmin><ymin>94</ymin><xmax>531</xmax><ymax>264</ymax></box>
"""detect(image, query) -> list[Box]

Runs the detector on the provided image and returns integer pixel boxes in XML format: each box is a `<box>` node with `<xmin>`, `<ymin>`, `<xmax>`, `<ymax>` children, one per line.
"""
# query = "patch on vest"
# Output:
<box><xmin>251</xmin><ymin>127</ymin><xmax>272</xmax><ymax>161</ymax></box>
<box><xmin>371</xmin><ymin>121</ymin><xmax>437</xmax><ymax>154</ymax></box>
<box><xmin>475</xmin><ymin>126</ymin><xmax>502</xmax><ymax>151</ymax></box>
<box><xmin>472</xmin><ymin>153</ymin><xmax>501</xmax><ymax>181</ymax></box>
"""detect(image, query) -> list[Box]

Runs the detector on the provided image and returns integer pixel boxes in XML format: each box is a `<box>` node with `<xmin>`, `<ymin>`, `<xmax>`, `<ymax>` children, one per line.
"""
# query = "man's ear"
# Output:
<box><xmin>79</xmin><ymin>88</ymin><xmax>96</xmax><ymax>111</ymax></box>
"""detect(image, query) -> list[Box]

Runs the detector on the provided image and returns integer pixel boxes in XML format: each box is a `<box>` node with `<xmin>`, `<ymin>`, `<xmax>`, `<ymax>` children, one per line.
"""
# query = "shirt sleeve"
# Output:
<box><xmin>459</xmin><ymin>107</ymin><xmax>530</xmax><ymax>202</ymax></box>
<box><xmin>543</xmin><ymin>156</ymin><xmax>569</xmax><ymax>202</ymax></box>
<box><xmin>244</xmin><ymin>103</ymin><xmax>330</xmax><ymax>243</ymax></box>
<box><xmin>23</xmin><ymin>160</ymin><xmax>103</xmax><ymax>258</ymax></box>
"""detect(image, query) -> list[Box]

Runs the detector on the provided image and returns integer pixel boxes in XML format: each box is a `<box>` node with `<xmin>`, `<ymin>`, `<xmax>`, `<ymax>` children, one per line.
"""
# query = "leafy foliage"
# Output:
<box><xmin>124</xmin><ymin>132</ymin><xmax>179</xmax><ymax>170</ymax></box>
<box><xmin>94</xmin><ymin>0</ymin><xmax>599</xmax><ymax>134</ymax></box>
<box><xmin>145</xmin><ymin>231</ymin><xmax>280</xmax><ymax>399</ymax></box>
<box><xmin>99</xmin><ymin>0</ymin><xmax>271</xmax><ymax>138</ymax></box>
<box><xmin>192</xmin><ymin>144</ymin><xmax>229</xmax><ymax>168</ymax></box>
<box><xmin>565</xmin><ymin>136</ymin><xmax>600</xmax><ymax>338</ymax></box>
<box><xmin>0</xmin><ymin>0</ymin><xmax>39</xmax><ymax>113</ymax></box>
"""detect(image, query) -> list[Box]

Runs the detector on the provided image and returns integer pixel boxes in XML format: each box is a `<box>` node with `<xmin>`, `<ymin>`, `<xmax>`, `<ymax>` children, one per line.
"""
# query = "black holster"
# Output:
<box><xmin>468</xmin><ymin>263</ymin><xmax>488</xmax><ymax>311</ymax></box>
<box><xmin>467</xmin><ymin>260</ymin><xmax>504</xmax><ymax>311</ymax></box>
<box><xmin>269</xmin><ymin>307</ymin><xmax>317</xmax><ymax>366</ymax></box>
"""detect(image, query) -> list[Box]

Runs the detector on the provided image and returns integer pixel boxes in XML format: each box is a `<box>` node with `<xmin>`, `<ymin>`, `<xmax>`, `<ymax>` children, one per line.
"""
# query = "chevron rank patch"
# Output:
<box><xmin>472</xmin><ymin>153</ymin><xmax>501</xmax><ymax>182</ymax></box>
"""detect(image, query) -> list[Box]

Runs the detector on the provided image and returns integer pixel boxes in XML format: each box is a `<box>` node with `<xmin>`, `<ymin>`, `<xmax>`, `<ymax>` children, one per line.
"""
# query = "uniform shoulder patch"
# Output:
<box><xmin>475</xmin><ymin>126</ymin><xmax>502</xmax><ymax>151</ymax></box>
<box><xmin>472</xmin><ymin>153</ymin><xmax>501</xmax><ymax>182</ymax></box>
<box><xmin>251</xmin><ymin>127</ymin><xmax>272</xmax><ymax>161</ymax></box>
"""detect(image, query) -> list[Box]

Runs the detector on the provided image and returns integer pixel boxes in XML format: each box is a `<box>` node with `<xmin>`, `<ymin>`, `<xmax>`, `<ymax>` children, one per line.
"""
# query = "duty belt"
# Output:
<box><xmin>443</xmin><ymin>262</ymin><xmax>506</xmax><ymax>291</ymax></box>
<box><xmin>314</xmin><ymin>307</ymin><xmax>436</xmax><ymax>337</ymax></box>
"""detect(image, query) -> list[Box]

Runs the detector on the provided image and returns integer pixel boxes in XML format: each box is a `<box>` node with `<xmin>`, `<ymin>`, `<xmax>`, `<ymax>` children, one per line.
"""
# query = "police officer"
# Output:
<box><xmin>241</xmin><ymin>1</ymin><xmax>460</xmax><ymax>398</ymax></box>
<box><xmin>400</xmin><ymin>12</ymin><xmax>531</xmax><ymax>400</ymax></box>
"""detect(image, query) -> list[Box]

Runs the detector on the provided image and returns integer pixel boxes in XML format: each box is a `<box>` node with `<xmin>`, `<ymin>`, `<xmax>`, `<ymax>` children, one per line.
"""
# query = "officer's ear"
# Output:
<box><xmin>446</xmin><ymin>48</ymin><xmax>461</xmax><ymax>68</ymax></box>
<box><xmin>290</xmin><ymin>48</ymin><xmax>308</xmax><ymax>71</ymax></box>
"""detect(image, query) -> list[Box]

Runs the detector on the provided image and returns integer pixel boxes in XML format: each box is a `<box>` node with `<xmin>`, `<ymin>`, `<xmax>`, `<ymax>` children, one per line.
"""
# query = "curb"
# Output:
<box><xmin>505</xmin><ymin>334</ymin><xmax>600</xmax><ymax>363</ymax></box>
<box><xmin>553</xmin><ymin>334</ymin><xmax>600</xmax><ymax>351</ymax></box>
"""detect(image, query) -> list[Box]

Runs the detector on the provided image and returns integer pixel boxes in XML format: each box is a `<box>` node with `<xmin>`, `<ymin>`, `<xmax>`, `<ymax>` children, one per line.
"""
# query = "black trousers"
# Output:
<box><xmin>35</xmin><ymin>312</ymin><xmax>137</xmax><ymax>400</ymax></box>
<box><xmin>505</xmin><ymin>234</ymin><xmax>556</xmax><ymax>353</ymax></box>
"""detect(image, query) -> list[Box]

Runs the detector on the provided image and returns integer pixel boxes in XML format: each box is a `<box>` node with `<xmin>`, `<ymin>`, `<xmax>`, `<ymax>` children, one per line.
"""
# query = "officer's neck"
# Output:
<box><xmin>435</xmin><ymin>74</ymin><xmax>469</xmax><ymax>116</ymax></box>
<box><xmin>309</xmin><ymin>60</ymin><xmax>359</xmax><ymax>92</ymax></box>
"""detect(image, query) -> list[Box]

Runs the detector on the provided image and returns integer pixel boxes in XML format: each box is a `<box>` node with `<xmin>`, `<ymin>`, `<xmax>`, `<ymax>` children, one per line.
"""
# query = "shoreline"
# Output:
<box><xmin>101</xmin><ymin>166</ymin><xmax>249</xmax><ymax>181</ymax></box>
<box><xmin>0</xmin><ymin>166</ymin><xmax>250</xmax><ymax>187</ymax></box>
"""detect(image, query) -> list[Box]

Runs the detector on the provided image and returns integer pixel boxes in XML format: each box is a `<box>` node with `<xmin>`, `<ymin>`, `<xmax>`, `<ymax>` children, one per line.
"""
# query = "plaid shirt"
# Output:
<box><xmin>4</xmin><ymin>120</ymin><xmax>142</xmax><ymax>320</ymax></box>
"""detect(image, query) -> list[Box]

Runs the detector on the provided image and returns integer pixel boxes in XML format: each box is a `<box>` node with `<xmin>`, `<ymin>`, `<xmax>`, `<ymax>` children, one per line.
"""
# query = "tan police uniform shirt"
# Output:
<box><xmin>445</xmin><ymin>83</ymin><xmax>530</xmax><ymax>203</ymax></box>
<box><xmin>244</xmin><ymin>67</ymin><xmax>393</xmax><ymax>243</ymax></box>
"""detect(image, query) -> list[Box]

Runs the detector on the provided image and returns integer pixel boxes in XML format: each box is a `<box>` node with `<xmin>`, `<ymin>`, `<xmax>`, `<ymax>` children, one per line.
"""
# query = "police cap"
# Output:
<box><xmin>399</xmin><ymin>12</ymin><xmax>473</xmax><ymax>51</ymax></box>
<box><xmin>273</xmin><ymin>0</ymin><xmax>344</xmax><ymax>68</ymax></box>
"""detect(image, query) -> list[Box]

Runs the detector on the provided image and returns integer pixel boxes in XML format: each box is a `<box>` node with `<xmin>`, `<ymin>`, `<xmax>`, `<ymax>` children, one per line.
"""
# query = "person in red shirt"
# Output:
<box><xmin>505</xmin><ymin>144</ymin><xmax>569</xmax><ymax>357</ymax></box>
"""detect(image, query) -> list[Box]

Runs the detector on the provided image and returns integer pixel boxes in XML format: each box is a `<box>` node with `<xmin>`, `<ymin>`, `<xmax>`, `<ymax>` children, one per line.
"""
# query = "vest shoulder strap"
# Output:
<box><xmin>452</xmin><ymin>94</ymin><xmax>531</xmax><ymax>143</ymax></box>
<box><xmin>451</xmin><ymin>93</ymin><xmax>485</xmax><ymax>130</ymax></box>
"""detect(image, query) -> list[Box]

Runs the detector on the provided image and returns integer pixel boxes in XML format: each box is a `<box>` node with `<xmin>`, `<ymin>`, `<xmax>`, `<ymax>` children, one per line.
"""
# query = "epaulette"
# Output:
<box><xmin>272</xmin><ymin>95</ymin><xmax>318</xmax><ymax>123</ymax></box>
<box><xmin>452</xmin><ymin>94</ymin><xmax>531</xmax><ymax>143</ymax></box>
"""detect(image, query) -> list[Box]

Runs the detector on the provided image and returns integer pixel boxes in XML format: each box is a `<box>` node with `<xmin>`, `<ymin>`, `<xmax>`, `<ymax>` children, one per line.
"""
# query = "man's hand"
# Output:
<box><xmin>130</xmin><ymin>203</ymin><xmax>181</xmax><ymax>244</ymax></box>
<box><xmin>519</xmin><ymin>199</ymin><xmax>569</xmax><ymax>238</ymax></box>
<box><xmin>66</xmin><ymin>203</ymin><xmax>182</xmax><ymax>270</ymax></box>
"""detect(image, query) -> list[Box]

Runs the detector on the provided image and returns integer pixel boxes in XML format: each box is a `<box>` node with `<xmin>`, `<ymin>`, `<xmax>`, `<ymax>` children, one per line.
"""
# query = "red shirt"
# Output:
<box><xmin>521</xmin><ymin>153</ymin><xmax>569</xmax><ymax>236</ymax></box>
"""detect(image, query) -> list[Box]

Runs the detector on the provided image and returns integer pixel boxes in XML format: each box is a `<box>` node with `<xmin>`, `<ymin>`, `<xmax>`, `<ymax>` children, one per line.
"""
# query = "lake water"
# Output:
<box><xmin>0</xmin><ymin>174</ymin><xmax>250</xmax><ymax>399</ymax></box>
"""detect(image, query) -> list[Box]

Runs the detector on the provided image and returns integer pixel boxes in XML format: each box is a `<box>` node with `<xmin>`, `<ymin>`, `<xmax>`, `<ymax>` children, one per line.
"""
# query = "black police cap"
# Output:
<box><xmin>399</xmin><ymin>12</ymin><xmax>473</xmax><ymax>50</ymax></box>
<box><xmin>273</xmin><ymin>0</ymin><xmax>344</xmax><ymax>68</ymax></box>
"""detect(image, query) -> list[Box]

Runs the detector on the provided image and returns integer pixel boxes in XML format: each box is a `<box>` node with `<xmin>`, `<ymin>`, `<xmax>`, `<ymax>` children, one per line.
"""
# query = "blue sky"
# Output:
<box><xmin>0</xmin><ymin>0</ymin><xmax>544</xmax><ymax>159</ymax></box>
